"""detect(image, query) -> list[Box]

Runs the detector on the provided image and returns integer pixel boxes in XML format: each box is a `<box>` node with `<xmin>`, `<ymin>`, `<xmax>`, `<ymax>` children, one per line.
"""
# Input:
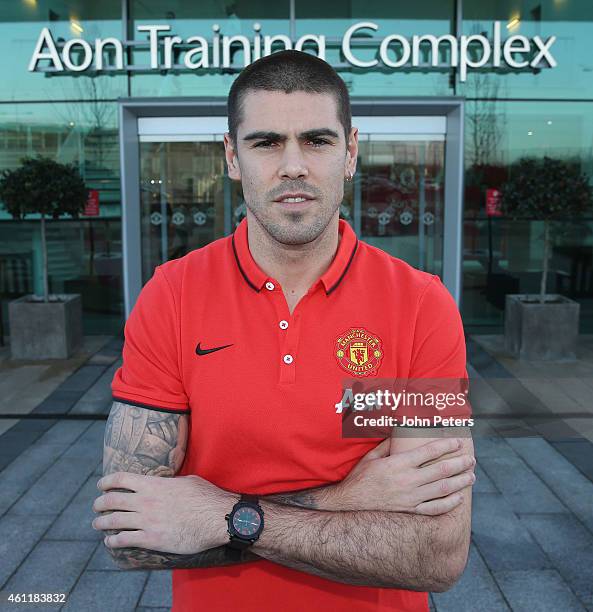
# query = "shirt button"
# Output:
<box><xmin>265</xmin><ymin>281</ymin><xmax>275</xmax><ymax>291</ymax></box>
<box><xmin>283</xmin><ymin>354</ymin><xmax>294</xmax><ymax>364</ymax></box>
<box><xmin>279</xmin><ymin>320</ymin><xmax>289</xmax><ymax>330</ymax></box>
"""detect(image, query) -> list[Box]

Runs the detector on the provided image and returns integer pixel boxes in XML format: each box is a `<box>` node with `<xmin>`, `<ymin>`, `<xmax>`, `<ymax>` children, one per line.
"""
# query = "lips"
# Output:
<box><xmin>274</xmin><ymin>193</ymin><xmax>315</xmax><ymax>203</ymax></box>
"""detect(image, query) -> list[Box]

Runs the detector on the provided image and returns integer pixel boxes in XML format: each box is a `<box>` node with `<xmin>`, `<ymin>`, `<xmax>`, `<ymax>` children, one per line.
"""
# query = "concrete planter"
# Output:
<box><xmin>8</xmin><ymin>294</ymin><xmax>83</xmax><ymax>359</ymax></box>
<box><xmin>504</xmin><ymin>294</ymin><xmax>580</xmax><ymax>361</ymax></box>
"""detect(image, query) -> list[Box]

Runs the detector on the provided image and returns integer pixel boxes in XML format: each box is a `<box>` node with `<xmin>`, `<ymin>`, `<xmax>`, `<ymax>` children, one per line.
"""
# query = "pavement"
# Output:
<box><xmin>0</xmin><ymin>334</ymin><xmax>592</xmax><ymax>612</ymax></box>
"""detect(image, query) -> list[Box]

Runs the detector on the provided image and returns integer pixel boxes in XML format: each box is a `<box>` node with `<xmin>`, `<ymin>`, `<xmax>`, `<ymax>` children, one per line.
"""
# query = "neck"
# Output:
<box><xmin>246</xmin><ymin>211</ymin><xmax>340</xmax><ymax>302</ymax></box>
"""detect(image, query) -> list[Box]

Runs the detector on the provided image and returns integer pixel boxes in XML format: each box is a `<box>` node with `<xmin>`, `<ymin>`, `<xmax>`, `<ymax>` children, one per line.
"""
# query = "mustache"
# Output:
<box><xmin>268</xmin><ymin>181</ymin><xmax>322</xmax><ymax>200</ymax></box>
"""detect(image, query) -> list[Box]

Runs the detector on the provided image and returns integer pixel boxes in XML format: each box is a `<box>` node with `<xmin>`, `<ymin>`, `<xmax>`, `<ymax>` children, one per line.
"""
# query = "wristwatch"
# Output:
<box><xmin>225</xmin><ymin>494</ymin><xmax>264</xmax><ymax>551</ymax></box>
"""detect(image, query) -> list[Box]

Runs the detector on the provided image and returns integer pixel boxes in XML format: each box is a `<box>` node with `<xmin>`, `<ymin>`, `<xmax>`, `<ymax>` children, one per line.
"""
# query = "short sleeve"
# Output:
<box><xmin>406</xmin><ymin>275</ymin><xmax>472</xmax><ymax>419</ymax></box>
<box><xmin>111</xmin><ymin>266</ymin><xmax>190</xmax><ymax>413</ymax></box>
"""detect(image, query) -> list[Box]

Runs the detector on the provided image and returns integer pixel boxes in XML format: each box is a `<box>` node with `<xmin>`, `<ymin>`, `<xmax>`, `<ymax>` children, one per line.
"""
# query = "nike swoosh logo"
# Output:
<box><xmin>195</xmin><ymin>342</ymin><xmax>233</xmax><ymax>356</ymax></box>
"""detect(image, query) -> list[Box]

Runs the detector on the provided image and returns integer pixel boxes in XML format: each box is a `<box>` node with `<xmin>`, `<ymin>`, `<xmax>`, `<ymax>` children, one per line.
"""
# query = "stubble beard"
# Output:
<box><xmin>246</xmin><ymin>193</ymin><xmax>342</xmax><ymax>246</ymax></box>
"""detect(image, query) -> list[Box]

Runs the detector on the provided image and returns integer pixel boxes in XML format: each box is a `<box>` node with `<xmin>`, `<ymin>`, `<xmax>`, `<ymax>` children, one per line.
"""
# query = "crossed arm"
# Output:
<box><xmin>96</xmin><ymin>401</ymin><xmax>473</xmax><ymax>591</ymax></box>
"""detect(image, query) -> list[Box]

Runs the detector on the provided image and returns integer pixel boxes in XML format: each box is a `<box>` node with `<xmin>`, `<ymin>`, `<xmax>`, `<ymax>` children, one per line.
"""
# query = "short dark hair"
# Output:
<box><xmin>227</xmin><ymin>50</ymin><xmax>351</xmax><ymax>148</ymax></box>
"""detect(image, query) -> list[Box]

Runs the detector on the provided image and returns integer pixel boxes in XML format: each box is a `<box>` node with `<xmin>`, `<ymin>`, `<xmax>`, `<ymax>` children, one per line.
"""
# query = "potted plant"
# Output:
<box><xmin>501</xmin><ymin>156</ymin><xmax>593</xmax><ymax>360</ymax></box>
<box><xmin>0</xmin><ymin>156</ymin><xmax>88</xmax><ymax>359</ymax></box>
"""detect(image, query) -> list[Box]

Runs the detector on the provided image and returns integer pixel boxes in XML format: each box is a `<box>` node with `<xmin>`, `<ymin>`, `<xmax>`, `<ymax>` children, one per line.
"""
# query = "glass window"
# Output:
<box><xmin>130</xmin><ymin>0</ymin><xmax>290</xmax><ymax>97</ymax></box>
<box><xmin>462</xmin><ymin>100</ymin><xmax>593</xmax><ymax>332</ymax></box>
<box><xmin>0</xmin><ymin>102</ymin><xmax>122</xmax><ymax>334</ymax></box>
<box><xmin>461</xmin><ymin>0</ymin><xmax>593</xmax><ymax>99</ymax></box>
<box><xmin>295</xmin><ymin>0</ymin><xmax>455</xmax><ymax>97</ymax></box>
<box><xmin>0</xmin><ymin>0</ymin><xmax>126</xmax><ymax>102</ymax></box>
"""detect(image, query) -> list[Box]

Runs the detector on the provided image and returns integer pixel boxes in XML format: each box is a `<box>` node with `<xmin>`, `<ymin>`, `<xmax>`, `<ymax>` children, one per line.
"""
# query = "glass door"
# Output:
<box><xmin>357</xmin><ymin>136</ymin><xmax>444</xmax><ymax>275</ymax></box>
<box><xmin>136</xmin><ymin>115</ymin><xmax>448</xmax><ymax>285</ymax></box>
<box><xmin>139</xmin><ymin>118</ymin><xmax>236</xmax><ymax>283</ymax></box>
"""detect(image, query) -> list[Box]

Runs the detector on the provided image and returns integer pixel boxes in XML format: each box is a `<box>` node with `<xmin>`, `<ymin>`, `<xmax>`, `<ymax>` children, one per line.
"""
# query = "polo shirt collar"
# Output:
<box><xmin>231</xmin><ymin>218</ymin><xmax>358</xmax><ymax>295</ymax></box>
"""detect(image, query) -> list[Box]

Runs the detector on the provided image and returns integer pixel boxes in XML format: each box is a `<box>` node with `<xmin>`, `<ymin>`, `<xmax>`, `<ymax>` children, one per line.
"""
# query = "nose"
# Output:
<box><xmin>277</xmin><ymin>141</ymin><xmax>308</xmax><ymax>181</ymax></box>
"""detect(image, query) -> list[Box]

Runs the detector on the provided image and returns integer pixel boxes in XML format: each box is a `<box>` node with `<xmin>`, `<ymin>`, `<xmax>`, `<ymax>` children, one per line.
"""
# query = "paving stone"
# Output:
<box><xmin>521</xmin><ymin>513</ymin><xmax>593</xmax><ymax>607</ymax></box>
<box><xmin>478</xmin><ymin>452</ymin><xmax>566</xmax><ymax>514</ymax></box>
<box><xmin>473</xmin><ymin>464</ymin><xmax>498</xmax><ymax>493</ymax></box>
<box><xmin>0</xmin><ymin>429</ymin><xmax>45</xmax><ymax>456</ymax></box>
<box><xmin>470</xmin><ymin>418</ymin><xmax>500</xmax><ymax>438</ymax></box>
<box><xmin>487</xmin><ymin>378</ymin><xmax>550</xmax><ymax>419</ymax></box>
<box><xmin>429</xmin><ymin>594</ymin><xmax>436</xmax><ymax>611</ymax></box>
<box><xmin>138</xmin><ymin>570</ymin><xmax>172</xmax><ymax>608</ymax></box>
<box><xmin>0</xmin><ymin>514</ymin><xmax>55</xmax><ymax>587</ymax></box>
<box><xmin>105</xmin><ymin>336</ymin><xmax>124</xmax><ymax>352</ymax></box>
<box><xmin>7</xmin><ymin>453</ymin><xmax>97</xmax><ymax>517</ymax></box>
<box><xmin>35</xmin><ymin>419</ymin><xmax>93</xmax><ymax>446</ymax></box>
<box><xmin>136</xmin><ymin>608</ymin><xmax>169</xmax><ymax>612</ymax></box>
<box><xmin>507</xmin><ymin>437</ymin><xmax>593</xmax><ymax>533</ymax></box>
<box><xmin>0</xmin><ymin>442</ymin><xmax>69</xmax><ymax>516</ymax></box>
<box><xmin>87</xmin><ymin>351</ymin><xmax>120</xmax><ymax>366</ymax></box>
<box><xmin>1</xmin><ymin>540</ymin><xmax>95</xmax><ymax>611</ymax></box>
<box><xmin>70</xmin><ymin>363</ymin><xmax>120</xmax><ymax>416</ymax></box>
<box><xmin>0</xmin><ymin>454</ymin><xmax>18</xmax><ymax>472</ymax></box>
<box><xmin>34</xmin><ymin>390</ymin><xmax>84</xmax><ymax>414</ymax></box>
<box><xmin>45</xmin><ymin>475</ymin><xmax>103</xmax><ymax>541</ymax></box>
<box><xmin>432</xmin><ymin>544</ymin><xmax>509</xmax><ymax>612</ymax></box>
<box><xmin>466</xmin><ymin>340</ymin><xmax>513</xmax><ymax>378</ymax></box>
<box><xmin>61</xmin><ymin>420</ymin><xmax>105</xmax><ymax>461</ymax></box>
<box><xmin>490</xmin><ymin>418</ymin><xmax>538</xmax><ymax>438</ymax></box>
<box><xmin>474</xmin><ymin>437</ymin><xmax>516</xmax><ymax>460</ymax></box>
<box><xmin>493</xmin><ymin>569</ymin><xmax>586</xmax><ymax>612</ymax></box>
<box><xmin>551</xmin><ymin>440</ymin><xmax>593</xmax><ymax>484</ymax></box>
<box><xmin>58</xmin><ymin>366</ymin><xmax>107</xmax><ymax>393</ymax></box>
<box><xmin>62</xmin><ymin>570</ymin><xmax>148</xmax><ymax>612</ymax></box>
<box><xmin>87</xmin><ymin>541</ymin><xmax>118</xmax><ymax>571</ymax></box>
<box><xmin>5</xmin><ymin>418</ymin><xmax>57</xmax><ymax>434</ymax></box>
<box><xmin>533</xmin><ymin>420</ymin><xmax>587</xmax><ymax>443</ymax></box>
<box><xmin>471</xmin><ymin>493</ymin><xmax>551</xmax><ymax>572</ymax></box>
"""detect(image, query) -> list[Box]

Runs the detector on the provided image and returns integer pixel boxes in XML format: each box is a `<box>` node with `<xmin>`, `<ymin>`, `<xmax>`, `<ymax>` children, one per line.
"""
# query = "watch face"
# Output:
<box><xmin>232</xmin><ymin>506</ymin><xmax>262</xmax><ymax>537</ymax></box>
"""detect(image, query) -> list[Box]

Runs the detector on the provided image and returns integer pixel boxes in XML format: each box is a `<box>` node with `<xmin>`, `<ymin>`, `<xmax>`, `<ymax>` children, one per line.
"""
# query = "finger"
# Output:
<box><xmin>105</xmin><ymin>530</ymin><xmax>145</xmax><ymax>549</ymax></box>
<box><xmin>97</xmin><ymin>472</ymin><xmax>144</xmax><ymax>492</ymax></box>
<box><xmin>93</xmin><ymin>511</ymin><xmax>140</xmax><ymax>532</ymax></box>
<box><xmin>362</xmin><ymin>438</ymin><xmax>391</xmax><ymax>461</ymax></box>
<box><xmin>92</xmin><ymin>491</ymin><xmax>136</xmax><ymax>514</ymax></box>
<box><xmin>416</xmin><ymin>454</ymin><xmax>475</xmax><ymax>485</ymax></box>
<box><xmin>406</xmin><ymin>438</ymin><xmax>462</xmax><ymax>467</ymax></box>
<box><xmin>415</xmin><ymin>471</ymin><xmax>476</xmax><ymax>503</ymax></box>
<box><xmin>414</xmin><ymin>493</ymin><xmax>464</xmax><ymax>516</ymax></box>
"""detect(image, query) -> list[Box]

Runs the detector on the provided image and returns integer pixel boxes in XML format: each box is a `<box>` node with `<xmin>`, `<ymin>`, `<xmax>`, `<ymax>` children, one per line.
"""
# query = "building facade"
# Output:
<box><xmin>1</xmin><ymin>0</ymin><xmax>592</xmax><ymax>335</ymax></box>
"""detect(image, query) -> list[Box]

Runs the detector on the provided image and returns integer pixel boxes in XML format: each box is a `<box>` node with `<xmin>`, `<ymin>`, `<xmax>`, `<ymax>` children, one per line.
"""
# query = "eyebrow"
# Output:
<box><xmin>242</xmin><ymin>128</ymin><xmax>340</xmax><ymax>142</ymax></box>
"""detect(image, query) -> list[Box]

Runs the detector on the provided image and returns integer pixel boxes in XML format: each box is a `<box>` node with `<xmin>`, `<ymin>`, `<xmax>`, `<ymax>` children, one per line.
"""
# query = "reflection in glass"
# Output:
<box><xmin>462</xmin><ymin>100</ymin><xmax>593</xmax><ymax>332</ymax></box>
<box><xmin>0</xmin><ymin>101</ymin><xmax>122</xmax><ymax>334</ymax></box>
<box><xmin>139</xmin><ymin>140</ymin><xmax>244</xmax><ymax>282</ymax></box>
<box><xmin>357</xmin><ymin>137</ymin><xmax>444</xmax><ymax>275</ymax></box>
<box><xmin>461</xmin><ymin>0</ymin><xmax>593</xmax><ymax>99</ymax></box>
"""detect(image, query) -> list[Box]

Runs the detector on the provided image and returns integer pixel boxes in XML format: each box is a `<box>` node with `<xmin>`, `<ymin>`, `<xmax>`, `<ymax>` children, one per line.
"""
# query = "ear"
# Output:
<box><xmin>224</xmin><ymin>133</ymin><xmax>241</xmax><ymax>181</ymax></box>
<box><xmin>345</xmin><ymin>127</ymin><xmax>359</xmax><ymax>179</ymax></box>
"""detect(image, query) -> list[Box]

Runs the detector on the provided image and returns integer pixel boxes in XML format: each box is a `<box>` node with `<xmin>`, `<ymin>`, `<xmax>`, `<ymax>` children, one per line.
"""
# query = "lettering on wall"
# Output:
<box><xmin>28</xmin><ymin>21</ymin><xmax>557</xmax><ymax>81</ymax></box>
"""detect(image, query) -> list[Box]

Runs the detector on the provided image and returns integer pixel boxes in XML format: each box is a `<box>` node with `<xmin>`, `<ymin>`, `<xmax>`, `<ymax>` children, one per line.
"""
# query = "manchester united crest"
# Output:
<box><xmin>334</xmin><ymin>327</ymin><xmax>384</xmax><ymax>377</ymax></box>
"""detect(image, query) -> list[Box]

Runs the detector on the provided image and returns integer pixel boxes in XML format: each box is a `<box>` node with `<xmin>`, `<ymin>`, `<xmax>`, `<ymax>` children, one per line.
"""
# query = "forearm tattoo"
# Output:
<box><xmin>264</xmin><ymin>485</ymin><xmax>335</xmax><ymax>510</ymax></box>
<box><xmin>101</xmin><ymin>401</ymin><xmax>257</xmax><ymax>569</ymax></box>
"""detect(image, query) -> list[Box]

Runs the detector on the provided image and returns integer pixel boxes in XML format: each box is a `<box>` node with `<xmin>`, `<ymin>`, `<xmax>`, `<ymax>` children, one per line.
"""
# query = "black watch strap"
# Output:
<box><xmin>240</xmin><ymin>494</ymin><xmax>259</xmax><ymax>504</ymax></box>
<box><xmin>227</xmin><ymin>537</ymin><xmax>253</xmax><ymax>551</ymax></box>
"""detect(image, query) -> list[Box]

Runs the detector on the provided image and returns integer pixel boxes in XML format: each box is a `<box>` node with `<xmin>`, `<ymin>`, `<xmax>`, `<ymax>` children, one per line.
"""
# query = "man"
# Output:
<box><xmin>92</xmin><ymin>50</ymin><xmax>475</xmax><ymax>612</ymax></box>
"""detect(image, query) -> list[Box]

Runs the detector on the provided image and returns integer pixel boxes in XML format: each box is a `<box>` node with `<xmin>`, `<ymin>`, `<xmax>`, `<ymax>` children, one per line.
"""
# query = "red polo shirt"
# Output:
<box><xmin>112</xmin><ymin>217</ymin><xmax>470</xmax><ymax>612</ymax></box>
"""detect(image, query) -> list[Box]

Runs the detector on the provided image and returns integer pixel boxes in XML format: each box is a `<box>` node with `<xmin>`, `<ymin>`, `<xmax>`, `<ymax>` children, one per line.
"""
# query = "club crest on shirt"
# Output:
<box><xmin>334</xmin><ymin>327</ymin><xmax>383</xmax><ymax>377</ymax></box>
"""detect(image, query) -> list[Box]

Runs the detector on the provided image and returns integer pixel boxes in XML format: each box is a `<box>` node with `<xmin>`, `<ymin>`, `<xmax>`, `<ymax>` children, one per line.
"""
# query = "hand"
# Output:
<box><xmin>92</xmin><ymin>472</ymin><xmax>238</xmax><ymax>554</ymax></box>
<box><xmin>328</xmin><ymin>437</ymin><xmax>475</xmax><ymax>515</ymax></box>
